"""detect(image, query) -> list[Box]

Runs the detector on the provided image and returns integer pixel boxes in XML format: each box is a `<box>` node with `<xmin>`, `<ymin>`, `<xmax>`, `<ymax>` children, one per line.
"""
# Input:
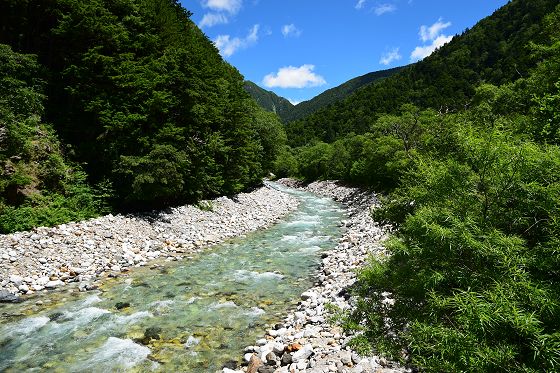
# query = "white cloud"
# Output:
<box><xmin>374</xmin><ymin>3</ymin><xmax>396</xmax><ymax>16</ymax></box>
<box><xmin>214</xmin><ymin>24</ymin><xmax>259</xmax><ymax>58</ymax></box>
<box><xmin>419</xmin><ymin>18</ymin><xmax>451</xmax><ymax>42</ymax></box>
<box><xmin>199</xmin><ymin>0</ymin><xmax>242</xmax><ymax>28</ymax></box>
<box><xmin>410</xmin><ymin>19</ymin><xmax>453</xmax><ymax>61</ymax></box>
<box><xmin>410</xmin><ymin>34</ymin><xmax>452</xmax><ymax>60</ymax></box>
<box><xmin>263</xmin><ymin>65</ymin><xmax>326</xmax><ymax>89</ymax></box>
<box><xmin>355</xmin><ymin>0</ymin><xmax>366</xmax><ymax>9</ymax></box>
<box><xmin>202</xmin><ymin>0</ymin><xmax>242</xmax><ymax>14</ymax></box>
<box><xmin>380</xmin><ymin>47</ymin><xmax>402</xmax><ymax>65</ymax></box>
<box><xmin>281</xmin><ymin>24</ymin><xmax>302</xmax><ymax>38</ymax></box>
<box><xmin>199</xmin><ymin>13</ymin><xmax>229</xmax><ymax>28</ymax></box>
<box><xmin>288</xmin><ymin>98</ymin><xmax>302</xmax><ymax>105</ymax></box>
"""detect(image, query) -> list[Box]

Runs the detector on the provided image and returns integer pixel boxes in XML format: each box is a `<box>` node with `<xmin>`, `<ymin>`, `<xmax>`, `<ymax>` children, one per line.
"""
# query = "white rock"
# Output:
<box><xmin>272</xmin><ymin>342</ymin><xmax>285</xmax><ymax>354</ymax></box>
<box><xmin>36</xmin><ymin>276</ymin><xmax>50</xmax><ymax>286</ymax></box>
<box><xmin>9</xmin><ymin>275</ymin><xmax>24</xmax><ymax>286</ymax></box>
<box><xmin>45</xmin><ymin>280</ymin><xmax>63</xmax><ymax>289</ymax></box>
<box><xmin>296</xmin><ymin>361</ymin><xmax>307</xmax><ymax>369</ymax></box>
<box><xmin>292</xmin><ymin>344</ymin><xmax>313</xmax><ymax>362</ymax></box>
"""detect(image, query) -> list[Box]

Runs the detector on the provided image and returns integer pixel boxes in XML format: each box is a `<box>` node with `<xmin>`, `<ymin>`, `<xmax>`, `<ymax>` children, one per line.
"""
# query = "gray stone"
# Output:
<box><xmin>45</xmin><ymin>280</ymin><xmax>63</xmax><ymax>289</ymax></box>
<box><xmin>0</xmin><ymin>290</ymin><xmax>21</xmax><ymax>303</ymax></box>
<box><xmin>9</xmin><ymin>275</ymin><xmax>24</xmax><ymax>286</ymax></box>
<box><xmin>292</xmin><ymin>344</ymin><xmax>313</xmax><ymax>362</ymax></box>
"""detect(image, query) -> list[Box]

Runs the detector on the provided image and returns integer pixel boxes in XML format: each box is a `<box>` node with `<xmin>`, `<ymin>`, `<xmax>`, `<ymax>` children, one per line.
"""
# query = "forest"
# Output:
<box><xmin>0</xmin><ymin>0</ymin><xmax>285</xmax><ymax>232</ymax></box>
<box><xmin>274</xmin><ymin>0</ymin><xmax>560</xmax><ymax>371</ymax></box>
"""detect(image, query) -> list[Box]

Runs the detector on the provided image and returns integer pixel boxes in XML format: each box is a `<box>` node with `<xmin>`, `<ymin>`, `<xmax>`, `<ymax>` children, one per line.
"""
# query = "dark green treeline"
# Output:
<box><xmin>0</xmin><ymin>0</ymin><xmax>286</xmax><ymax>232</ymax></box>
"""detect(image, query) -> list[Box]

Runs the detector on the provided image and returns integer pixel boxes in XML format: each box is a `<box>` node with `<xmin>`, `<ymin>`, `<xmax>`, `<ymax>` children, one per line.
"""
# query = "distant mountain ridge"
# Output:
<box><xmin>243</xmin><ymin>81</ymin><xmax>294</xmax><ymax>121</ymax></box>
<box><xmin>244</xmin><ymin>65</ymin><xmax>404</xmax><ymax>123</ymax></box>
<box><xmin>284</xmin><ymin>0</ymin><xmax>560</xmax><ymax>146</ymax></box>
<box><xmin>285</xmin><ymin>66</ymin><xmax>405</xmax><ymax>122</ymax></box>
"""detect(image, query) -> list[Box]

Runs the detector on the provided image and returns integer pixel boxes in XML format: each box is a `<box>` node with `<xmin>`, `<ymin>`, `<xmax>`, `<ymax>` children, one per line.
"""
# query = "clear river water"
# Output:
<box><xmin>0</xmin><ymin>183</ymin><xmax>345</xmax><ymax>372</ymax></box>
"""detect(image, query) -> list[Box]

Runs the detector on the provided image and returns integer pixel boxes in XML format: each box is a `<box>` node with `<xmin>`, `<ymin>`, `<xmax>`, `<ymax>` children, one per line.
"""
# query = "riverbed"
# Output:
<box><xmin>0</xmin><ymin>183</ymin><xmax>345</xmax><ymax>372</ymax></box>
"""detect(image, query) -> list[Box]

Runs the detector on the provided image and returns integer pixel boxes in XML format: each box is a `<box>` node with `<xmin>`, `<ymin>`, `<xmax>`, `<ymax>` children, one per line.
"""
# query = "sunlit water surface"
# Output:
<box><xmin>0</xmin><ymin>182</ymin><xmax>345</xmax><ymax>372</ymax></box>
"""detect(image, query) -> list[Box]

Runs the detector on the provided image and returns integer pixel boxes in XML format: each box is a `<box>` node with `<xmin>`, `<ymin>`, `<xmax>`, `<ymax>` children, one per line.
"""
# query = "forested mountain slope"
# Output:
<box><xmin>286</xmin><ymin>0</ymin><xmax>559</xmax><ymax>146</ymax></box>
<box><xmin>0</xmin><ymin>0</ymin><xmax>286</xmax><ymax>232</ymax></box>
<box><xmin>243</xmin><ymin>81</ymin><xmax>295</xmax><ymax>121</ymax></box>
<box><xmin>285</xmin><ymin>66</ymin><xmax>405</xmax><ymax>123</ymax></box>
<box><xmin>245</xmin><ymin>66</ymin><xmax>403</xmax><ymax>123</ymax></box>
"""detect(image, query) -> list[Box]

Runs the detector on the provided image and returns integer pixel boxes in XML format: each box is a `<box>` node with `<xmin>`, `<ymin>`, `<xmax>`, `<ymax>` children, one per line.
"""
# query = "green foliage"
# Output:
<box><xmin>248</xmin><ymin>105</ymin><xmax>287</xmax><ymax>174</ymax></box>
<box><xmin>272</xmin><ymin>146</ymin><xmax>299</xmax><ymax>178</ymax></box>
<box><xmin>280</xmin><ymin>5</ymin><xmax>560</xmax><ymax>371</ymax></box>
<box><xmin>195</xmin><ymin>200</ymin><xmax>214</xmax><ymax>212</ymax></box>
<box><xmin>0</xmin><ymin>44</ymin><xmax>104</xmax><ymax>233</ymax></box>
<box><xmin>243</xmin><ymin>81</ymin><xmax>294</xmax><ymax>122</ymax></box>
<box><xmin>347</xmin><ymin>91</ymin><xmax>560</xmax><ymax>371</ymax></box>
<box><xmin>0</xmin><ymin>0</ymin><xmax>284</xmax><ymax>217</ymax></box>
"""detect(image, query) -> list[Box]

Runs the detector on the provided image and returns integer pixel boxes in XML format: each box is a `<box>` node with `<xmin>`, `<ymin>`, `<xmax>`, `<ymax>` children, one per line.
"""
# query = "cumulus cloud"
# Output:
<box><xmin>355</xmin><ymin>0</ymin><xmax>366</xmax><ymax>9</ymax></box>
<box><xmin>410</xmin><ymin>18</ymin><xmax>453</xmax><ymax>61</ymax></box>
<box><xmin>263</xmin><ymin>65</ymin><xmax>326</xmax><ymax>89</ymax></box>
<box><xmin>281</xmin><ymin>24</ymin><xmax>302</xmax><ymax>38</ymax></box>
<box><xmin>374</xmin><ymin>3</ymin><xmax>396</xmax><ymax>16</ymax></box>
<box><xmin>380</xmin><ymin>47</ymin><xmax>402</xmax><ymax>65</ymax></box>
<box><xmin>199</xmin><ymin>13</ymin><xmax>229</xmax><ymax>28</ymax></box>
<box><xmin>214</xmin><ymin>24</ymin><xmax>259</xmax><ymax>58</ymax></box>
<box><xmin>419</xmin><ymin>18</ymin><xmax>451</xmax><ymax>42</ymax></box>
<box><xmin>288</xmin><ymin>98</ymin><xmax>302</xmax><ymax>105</ymax></box>
<box><xmin>203</xmin><ymin>0</ymin><xmax>242</xmax><ymax>14</ymax></box>
<box><xmin>199</xmin><ymin>0</ymin><xmax>242</xmax><ymax>28</ymax></box>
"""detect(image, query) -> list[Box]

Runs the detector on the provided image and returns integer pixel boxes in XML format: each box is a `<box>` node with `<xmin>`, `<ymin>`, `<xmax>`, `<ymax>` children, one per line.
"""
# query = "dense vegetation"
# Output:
<box><xmin>0</xmin><ymin>0</ymin><xmax>286</xmax><ymax>232</ymax></box>
<box><xmin>283</xmin><ymin>66</ymin><xmax>405</xmax><ymax>123</ymax></box>
<box><xmin>243</xmin><ymin>81</ymin><xmax>295</xmax><ymax>122</ymax></box>
<box><xmin>0</xmin><ymin>44</ymin><xmax>103</xmax><ymax>232</ymax></box>
<box><xmin>276</xmin><ymin>0</ymin><xmax>560</xmax><ymax>371</ymax></box>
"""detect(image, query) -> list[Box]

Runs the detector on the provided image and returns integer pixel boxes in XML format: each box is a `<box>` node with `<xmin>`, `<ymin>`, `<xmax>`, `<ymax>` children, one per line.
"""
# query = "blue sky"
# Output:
<box><xmin>181</xmin><ymin>0</ymin><xmax>510</xmax><ymax>104</ymax></box>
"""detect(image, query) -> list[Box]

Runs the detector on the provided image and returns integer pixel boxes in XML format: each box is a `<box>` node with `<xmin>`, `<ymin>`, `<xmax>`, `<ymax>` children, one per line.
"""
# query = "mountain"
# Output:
<box><xmin>244</xmin><ymin>66</ymin><xmax>404</xmax><ymax>123</ymax></box>
<box><xmin>285</xmin><ymin>66</ymin><xmax>405</xmax><ymax>123</ymax></box>
<box><xmin>243</xmin><ymin>81</ymin><xmax>294</xmax><ymax>121</ymax></box>
<box><xmin>285</xmin><ymin>0</ymin><xmax>559</xmax><ymax>146</ymax></box>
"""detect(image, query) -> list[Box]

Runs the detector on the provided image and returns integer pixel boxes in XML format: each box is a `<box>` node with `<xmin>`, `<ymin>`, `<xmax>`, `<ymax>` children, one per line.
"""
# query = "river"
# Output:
<box><xmin>0</xmin><ymin>183</ymin><xmax>345</xmax><ymax>372</ymax></box>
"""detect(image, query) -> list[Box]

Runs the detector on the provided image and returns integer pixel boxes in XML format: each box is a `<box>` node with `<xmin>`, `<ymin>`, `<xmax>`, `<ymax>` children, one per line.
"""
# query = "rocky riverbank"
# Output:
<box><xmin>229</xmin><ymin>179</ymin><xmax>404</xmax><ymax>373</ymax></box>
<box><xmin>0</xmin><ymin>184</ymin><xmax>299</xmax><ymax>301</ymax></box>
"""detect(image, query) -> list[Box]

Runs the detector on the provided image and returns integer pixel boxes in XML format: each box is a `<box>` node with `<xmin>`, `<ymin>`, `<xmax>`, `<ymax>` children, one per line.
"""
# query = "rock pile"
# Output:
<box><xmin>229</xmin><ymin>179</ymin><xmax>404</xmax><ymax>373</ymax></box>
<box><xmin>0</xmin><ymin>185</ymin><xmax>299</xmax><ymax>300</ymax></box>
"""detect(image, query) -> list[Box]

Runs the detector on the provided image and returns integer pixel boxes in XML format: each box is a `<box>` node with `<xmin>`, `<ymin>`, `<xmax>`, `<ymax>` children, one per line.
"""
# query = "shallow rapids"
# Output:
<box><xmin>0</xmin><ymin>183</ymin><xmax>345</xmax><ymax>372</ymax></box>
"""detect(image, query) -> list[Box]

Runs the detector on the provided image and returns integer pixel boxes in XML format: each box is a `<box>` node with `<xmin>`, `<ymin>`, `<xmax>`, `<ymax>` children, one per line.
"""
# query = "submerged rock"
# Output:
<box><xmin>115</xmin><ymin>302</ymin><xmax>130</xmax><ymax>310</ymax></box>
<box><xmin>140</xmin><ymin>326</ymin><xmax>162</xmax><ymax>345</ymax></box>
<box><xmin>0</xmin><ymin>290</ymin><xmax>22</xmax><ymax>303</ymax></box>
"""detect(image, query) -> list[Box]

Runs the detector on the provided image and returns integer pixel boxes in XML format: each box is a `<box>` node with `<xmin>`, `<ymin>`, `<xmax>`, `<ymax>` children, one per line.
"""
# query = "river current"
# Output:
<box><xmin>0</xmin><ymin>183</ymin><xmax>345</xmax><ymax>372</ymax></box>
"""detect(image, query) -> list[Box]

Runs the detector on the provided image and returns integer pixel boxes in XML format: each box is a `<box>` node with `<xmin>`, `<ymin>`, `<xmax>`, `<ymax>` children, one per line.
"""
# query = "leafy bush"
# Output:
<box><xmin>0</xmin><ymin>44</ymin><xmax>104</xmax><ymax>233</ymax></box>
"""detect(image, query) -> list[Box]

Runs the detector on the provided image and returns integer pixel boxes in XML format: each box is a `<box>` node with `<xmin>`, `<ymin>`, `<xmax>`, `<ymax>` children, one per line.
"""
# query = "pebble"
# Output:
<box><xmin>231</xmin><ymin>179</ymin><xmax>405</xmax><ymax>373</ymax></box>
<box><xmin>0</xmin><ymin>183</ymin><xmax>299</xmax><ymax>296</ymax></box>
